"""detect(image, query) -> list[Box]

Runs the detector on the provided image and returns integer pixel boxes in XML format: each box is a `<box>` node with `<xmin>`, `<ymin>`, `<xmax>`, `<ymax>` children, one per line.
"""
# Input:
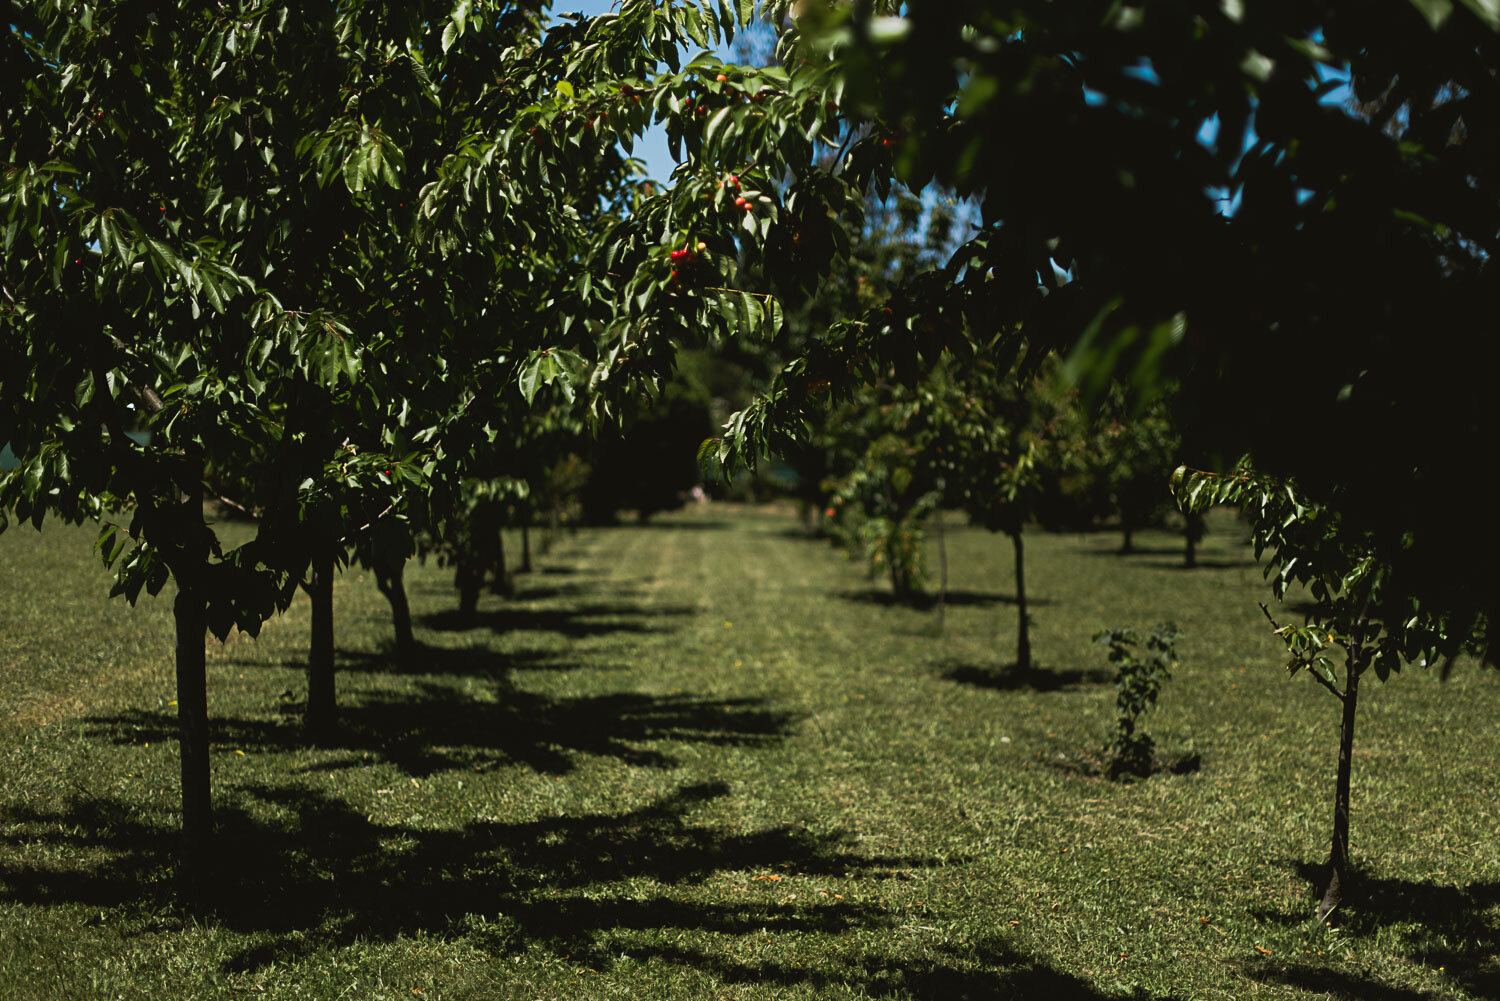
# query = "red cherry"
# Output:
<box><xmin>716</xmin><ymin>73</ymin><xmax>728</xmax><ymax>82</ymax></box>
<box><xmin>728</xmin><ymin>175</ymin><xmax>739</xmax><ymax>186</ymax></box>
<box><xmin>734</xmin><ymin>197</ymin><xmax>748</xmax><ymax>208</ymax></box>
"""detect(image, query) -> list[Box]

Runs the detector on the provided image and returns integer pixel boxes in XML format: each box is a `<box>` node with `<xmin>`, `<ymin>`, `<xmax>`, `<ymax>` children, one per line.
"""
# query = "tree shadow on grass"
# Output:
<box><xmin>419</xmin><ymin>602</ymin><xmax>695</xmax><ymax>637</ymax></box>
<box><xmin>938</xmin><ymin>660</ymin><xmax>1113</xmax><ymax>692</ymax></box>
<box><xmin>1245</xmin><ymin>963</ymin><xmax>1442</xmax><ymax>1001</ymax></box>
<box><xmin>86</xmin><ymin>685</ymin><xmax>797</xmax><ymax>778</ymax></box>
<box><xmin>619</xmin><ymin>518</ymin><xmax>731</xmax><ymax>531</ymax></box>
<box><xmin>837</xmin><ymin>589</ymin><xmax>1057</xmax><ymax>610</ymax></box>
<box><xmin>1246</xmin><ymin>860</ymin><xmax>1500</xmax><ymax>1000</ymax></box>
<box><xmin>0</xmin><ymin>784</ymin><xmax>1178</xmax><ymax>998</ymax></box>
<box><xmin>643</xmin><ymin>937</ymin><xmax>1187</xmax><ymax>1000</ymax></box>
<box><xmin>1140</xmin><ymin>558</ymin><xmax>1255</xmax><ymax>571</ymax></box>
<box><xmin>1078</xmin><ymin>544</ymin><xmax>1185</xmax><ymax>558</ymax></box>
<box><xmin>0</xmin><ymin>782</ymin><xmax>927</xmax><ymax>971</ymax></box>
<box><xmin>223</xmin><ymin>642</ymin><xmax>623</xmax><ymax>680</ymax></box>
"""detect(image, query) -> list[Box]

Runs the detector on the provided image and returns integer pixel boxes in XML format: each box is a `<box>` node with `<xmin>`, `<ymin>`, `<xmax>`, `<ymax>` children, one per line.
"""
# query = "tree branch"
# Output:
<box><xmin>1260</xmin><ymin>602</ymin><xmax>1346</xmax><ymax>702</ymax></box>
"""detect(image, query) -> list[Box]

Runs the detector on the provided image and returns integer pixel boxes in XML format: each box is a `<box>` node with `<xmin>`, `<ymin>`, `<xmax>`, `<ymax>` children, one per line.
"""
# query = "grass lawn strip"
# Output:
<box><xmin>0</xmin><ymin>506</ymin><xmax>1495</xmax><ymax>1000</ymax></box>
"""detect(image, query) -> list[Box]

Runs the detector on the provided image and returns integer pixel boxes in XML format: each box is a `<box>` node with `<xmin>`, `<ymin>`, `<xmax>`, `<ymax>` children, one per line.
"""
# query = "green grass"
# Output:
<box><xmin>1</xmin><ymin>506</ymin><xmax>1496</xmax><ymax>1000</ymax></box>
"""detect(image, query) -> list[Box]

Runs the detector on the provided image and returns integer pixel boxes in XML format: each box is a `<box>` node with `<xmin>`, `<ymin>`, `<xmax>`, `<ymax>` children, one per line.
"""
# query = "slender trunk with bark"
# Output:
<box><xmin>164</xmin><ymin>454</ymin><xmax>213</xmax><ymax>902</ymax></box>
<box><xmin>456</xmin><ymin>559</ymin><xmax>484</xmax><ymax>625</ymax></box>
<box><xmin>1121</xmin><ymin>518</ymin><xmax>1135</xmax><ymax>555</ymax></box>
<box><xmin>1010</xmin><ymin>528</ymin><xmax>1031</xmax><ymax>671</ymax></box>
<box><xmin>173</xmin><ymin>581</ymin><xmax>211</xmax><ymax>899</ymax></box>
<box><xmin>887</xmin><ymin>535</ymin><xmax>912</xmax><ymax>601</ymax></box>
<box><xmin>935</xmin><ymin>506</ymin><xmax>948</xmax><ymax>632</ymax></box>
<box><xmin>520</xmin><ymin>523</ymin><xmax>533</xmax><ymax>573</ymax></box>
<box><xmin>543</xmin><ymin>506</ymin><xmax>559</xmax><ymax>554</ymax></box>
<box><xmin>490</xmin><ymin>529</ymin><xmax>512</xmax><ymax>595</ymax></box>
<box><xmin>374</xmin><ymin>556</ymin><xmax>414</xmax><ymax>654</ymax></box>
<box><xmin>1319</xmin><ymin>664</ymin><xmax>1362</xmax><ymax>922</ymax></box>
<box><xmin>306</xmin><ymin>548</ymin><xmax>336</xmax><ymax>737</ymax></box>
<box><xmin>1184</xmin><ymin>512</ymin><xmax>1202</xmax><ymax>568</ymax></box>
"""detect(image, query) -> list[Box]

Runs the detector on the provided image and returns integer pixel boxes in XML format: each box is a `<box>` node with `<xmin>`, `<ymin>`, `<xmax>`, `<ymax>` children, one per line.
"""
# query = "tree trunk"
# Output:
<box><xmin>887</xmin><ymin>536</ymin><xmax>910</xmax><ymax>601</ymax></box>
<box><xmin>490</xmin><ymin>529</ymin><xmax>512</xmax><ymax>595</ymax></box>
<box><xmin>1121</xmin><ymin>518</ymin><xmax>1135</xmax><ymax>555</ymax></box>
<box><xmin>1010</xmin><ymin>529</ymin><xmax>1031</xmax><ymax>671</ymax></box>
<box><xmin>520</xmin><ymin>523</ymin><xmax>533</xmax><ymax>573</ymax></box>
<box><xmin>456</xmin><ymin>559</ymin><xmax>484</xmax><ymax>625</ymax></box>
<box><xmin>374</xmin><ymin>556</ymin><xmax>413</xmax><ymax>654</ymax></box>
<box><xmin>1184</xmin><ymin>512</ymin><xmax>1202</xmax><ymax>568</ymax></box>
<box><xmin>306</xmin><ymin>548</ymin><xmax>336</xmax><ymax>738</ymax></box>
<box><xmin>1318</xmin><ymin>665</ymin><xmax>1361</xmax><ymax>922</ymax></box>
<box><xmin>935</xmin><ymin>506</ymin><xmax>948</xmax><ymax>632</ymax></box>
<box><xmin>173</xmin><ymin>582</ymin><xmax>211</xmax><ymax>900</ymax></box>
<box><xmin>542</xmin><ymin>506</ymin><xmax>559</xmax><ymax>554</ymax></box>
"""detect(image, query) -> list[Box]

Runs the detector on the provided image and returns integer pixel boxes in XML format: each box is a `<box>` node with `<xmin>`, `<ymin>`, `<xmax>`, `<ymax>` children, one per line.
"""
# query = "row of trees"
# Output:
<box><xmin>5</xmin><ymin>0</ymin><xmax>1495</xmax><ymax>921</ymax></box>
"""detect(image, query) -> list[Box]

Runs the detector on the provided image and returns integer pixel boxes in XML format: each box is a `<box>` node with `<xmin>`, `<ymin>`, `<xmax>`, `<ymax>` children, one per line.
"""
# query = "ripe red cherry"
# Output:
<box><xmin>716</xmin><ymin>73</ymin><xmax>728</xmax><ymax>82</ymax></box>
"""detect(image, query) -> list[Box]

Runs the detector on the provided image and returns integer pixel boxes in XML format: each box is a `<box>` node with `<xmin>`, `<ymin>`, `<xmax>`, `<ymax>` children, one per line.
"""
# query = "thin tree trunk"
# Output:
<box><xmin>173</xmin><ymin>581</ymin><xmax>211</xmax><ymax>900</ymax></box>
<box><xmin>1011</xmin><ymin>529</ymin><xmax>1031</xmax><ymax>671</ymax></box>
<box><xmin>520</xmin><ymin>523</ymin><xmax>533</xmax><ymax>573</ymax></box>
<box><xmin>457</xmin><ymin>559</ymin><xmax>484</xmax><ymax>625</ymax></box>
<box><xmin>374</xmin><ymin>557</ymin><xmax>413</xmax><ymax>654</ymax></box>
<box><xmin>1121</xmin><ymin>517</ymin><xmax>1134</xmax><ymax>555</ymax></box>
<box><xmin>490</xmin><ymin>531</ymin><xmax>511</xmax><ymax>595</ymax></box>
<box><xmin>1184</xmin><ymin>512</ymin><xmax>1202</xmax><ymax>568</ymax></box>
<box><xmin>887</xmin><ymin>536</ymin><xmax>909</xmax><ymax>601</ymax></box>
<box><xmin>306</xmin><ymin>548</ymin><xmax>336</xmax><ymax>737</ymax></box>
<box><xmin>1319</xmin><ymin>665</ymin><xmax>1361</xmax><ymax>922</ymax></box>
<box><xmin>542</xmin><ymin>506</ymin><xmax>559</xmax><ymax>554</ymax></box>
<box><xmin>935</xmin><ymin>506</ymin><xmax>948</xmax><ymax>632</ymax></box>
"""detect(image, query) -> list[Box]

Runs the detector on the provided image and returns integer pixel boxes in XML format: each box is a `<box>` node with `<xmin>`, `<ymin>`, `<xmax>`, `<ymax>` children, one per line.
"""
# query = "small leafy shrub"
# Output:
<box><xmin>1094</xmin><ymin>622</ymin><xmax>1181</xmax><ymax>779</ymax></box>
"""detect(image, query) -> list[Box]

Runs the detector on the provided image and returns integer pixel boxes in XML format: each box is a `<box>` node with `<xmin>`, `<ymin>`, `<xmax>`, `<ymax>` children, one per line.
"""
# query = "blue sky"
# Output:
<box><xmin>549</xmin><ymin>0</ymin><xmax>728</xmax><ymax>180</ymax></box>
<box><xmin>549</xmin><ymin>6</ymin><xmax>1358</xmax><ymax>201</ymax></box>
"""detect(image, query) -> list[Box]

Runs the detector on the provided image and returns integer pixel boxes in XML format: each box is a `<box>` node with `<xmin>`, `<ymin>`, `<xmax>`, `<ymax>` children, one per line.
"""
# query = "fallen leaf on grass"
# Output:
<box><xmin>1254</xmin><ymin>946</ymin><xmax>1272</xmax><ymax>956</ymax></box>
<box><xmin>752</xmin><ymin>873</ymin><xmax>783</xmax><ymax>882</ymax></box>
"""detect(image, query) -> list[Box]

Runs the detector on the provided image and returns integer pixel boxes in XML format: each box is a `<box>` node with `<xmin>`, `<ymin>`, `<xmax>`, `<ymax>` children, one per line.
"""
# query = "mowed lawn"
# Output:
<box><xmin>0</xmin><ymin>505</ymin><xmax>1496</xmax><ymax>1000</ymax></box>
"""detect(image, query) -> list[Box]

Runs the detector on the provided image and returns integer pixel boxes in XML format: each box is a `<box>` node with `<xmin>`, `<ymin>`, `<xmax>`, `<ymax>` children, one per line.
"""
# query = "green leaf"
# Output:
<box><xmin>518</xmin><ymin>351</ymin><xmax>562</xmax><ymax>404</ymax></box>
<box><xmin>704</xmin><ymin>105</ymin><xmax>734</xmax><ymax>149</ymax></box>
<box><xmin>1457</xmin><ymin>0</ymin><xmax>1500</xmax><ymax>28</ymax></box>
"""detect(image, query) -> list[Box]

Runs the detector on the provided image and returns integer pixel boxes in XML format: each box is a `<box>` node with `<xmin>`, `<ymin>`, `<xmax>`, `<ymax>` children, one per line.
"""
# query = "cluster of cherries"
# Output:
<box><xmin>669</xmin><ymin>241</ymin><xmax>709</xmax><ymax>282</ymax></box>
<box><xmin>718</xmin><ymin>173</ymin><xmax>753</xmax><ymax>211</ymax></box>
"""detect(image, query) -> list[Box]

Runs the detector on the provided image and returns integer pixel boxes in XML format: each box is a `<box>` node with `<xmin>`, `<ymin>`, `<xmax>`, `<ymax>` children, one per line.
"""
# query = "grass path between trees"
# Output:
<box><xmin>0</xmin><ymin>505</ymin><xmax>1496</xmax><ymax>1000</ymax></box>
